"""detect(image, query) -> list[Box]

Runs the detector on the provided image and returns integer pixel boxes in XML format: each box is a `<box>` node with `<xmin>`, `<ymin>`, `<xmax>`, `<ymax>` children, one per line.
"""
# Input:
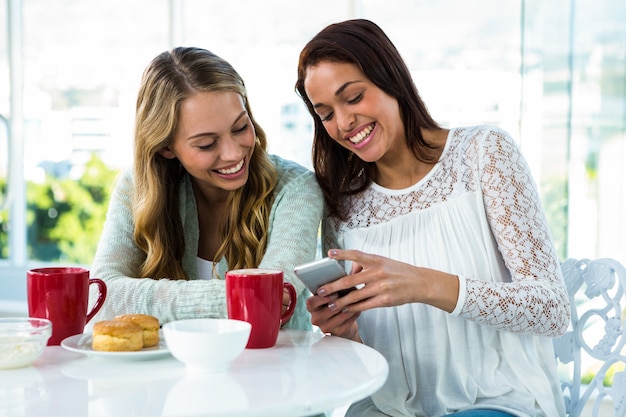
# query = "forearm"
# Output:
<box><xmin>417</xmin><ymin>268</ymin><xmax>460</xmax><ymax>314</ymax></box>
<box><xmin>88</xmin><ymin>277</ymin><xmax>226</xmax><ymax>327</ymax></box>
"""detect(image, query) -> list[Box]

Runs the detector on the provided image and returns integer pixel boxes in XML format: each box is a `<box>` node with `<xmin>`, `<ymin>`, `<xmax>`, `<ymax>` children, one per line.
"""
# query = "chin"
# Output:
<box><xmin>355</xmin><ymin>149</ymin><xmax>384</xmax><ymax>164</ymax></box>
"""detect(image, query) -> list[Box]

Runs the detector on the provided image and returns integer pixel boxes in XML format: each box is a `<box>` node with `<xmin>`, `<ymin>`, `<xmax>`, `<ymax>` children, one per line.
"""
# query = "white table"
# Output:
<box><xmin>0</xmin><ymin>330</ymin><xmax>388</xmax><ymax>417</ymax></box>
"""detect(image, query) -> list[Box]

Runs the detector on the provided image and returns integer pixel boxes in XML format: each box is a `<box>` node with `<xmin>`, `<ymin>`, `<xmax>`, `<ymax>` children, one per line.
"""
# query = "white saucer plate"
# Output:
<box><xmin>61</xmin><ymin>331</ymin><xmax>170</xmax><ymax>360</ymax></box>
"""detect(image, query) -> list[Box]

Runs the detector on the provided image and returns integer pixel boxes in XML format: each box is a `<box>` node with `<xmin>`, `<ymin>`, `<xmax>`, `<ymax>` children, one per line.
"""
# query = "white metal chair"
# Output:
<box><xmin>553</xmin><ymin>258</ymin><xmax>626</xmax><ymax>417</ymax></box>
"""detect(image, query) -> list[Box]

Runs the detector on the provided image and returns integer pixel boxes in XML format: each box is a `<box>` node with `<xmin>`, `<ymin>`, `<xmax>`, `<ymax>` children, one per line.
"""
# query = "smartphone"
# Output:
<box><xmin>294</xmin><ymin>257</ymin><xmax>355</xmax><ymax>297</ymax></box>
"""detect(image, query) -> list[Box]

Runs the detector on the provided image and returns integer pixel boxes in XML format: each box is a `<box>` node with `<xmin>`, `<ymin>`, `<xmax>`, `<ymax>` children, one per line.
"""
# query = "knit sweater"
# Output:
<box><xmin>87</xmin><ymin>154</ymin><xmax>323</xmax><ymax>331</ymax></box>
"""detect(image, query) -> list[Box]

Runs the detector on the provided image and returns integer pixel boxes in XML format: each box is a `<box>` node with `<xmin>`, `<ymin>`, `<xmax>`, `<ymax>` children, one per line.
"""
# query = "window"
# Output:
<box><xmin>1</xmin><ymin>0</ymin><xmax>625</xmax><ymax>304</ymax></box>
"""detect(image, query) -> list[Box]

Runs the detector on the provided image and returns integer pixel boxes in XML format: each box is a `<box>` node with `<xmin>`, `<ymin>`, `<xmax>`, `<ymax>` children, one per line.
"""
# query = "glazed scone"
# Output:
<box><xmin>92</xmin><ymin>320</ymin><xmax>143</xmax><ymax>352</ymax></box>
<box><xmin>114</xmin><ymin>314</ymin><xmax>160</xmax><ymax>347</ymax></box>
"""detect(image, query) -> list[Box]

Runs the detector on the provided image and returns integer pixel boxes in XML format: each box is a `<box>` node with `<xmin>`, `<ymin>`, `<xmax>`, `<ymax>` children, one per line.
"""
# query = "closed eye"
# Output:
<box><xmin>233</xmin><ymin>123</ymin><xmax>250</xmax><ymax>134</ymax></box>
<box><xmin>320</xmin><ymin>111</ymin><xmax>334</xmax><ymax>122</ymax></box>
<box><xmin>318</xmin><ymin>92</ymin><xmax>363</xmax><ymax>122</ymax></box>
<box><xmin>197</xmin><ymin>142</ymin><xmax>216</xmax><ymax>151</ymax></box>
<box><xmin>347</xmin><ymin>92</ymin><xmax>363</xmax><ymax>104</ymax></box>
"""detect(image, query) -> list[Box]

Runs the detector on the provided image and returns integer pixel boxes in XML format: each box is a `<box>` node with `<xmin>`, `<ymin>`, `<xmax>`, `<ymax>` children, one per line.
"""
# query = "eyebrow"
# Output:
<box><xmin>187</xmin><ymin>110</ymin><xmax>248</xmax><ymax>141</ymax></box>
<box><xmin>312</xmin><ymin>80</ymin><xmax>362</xmax><ymax>109</ymax></box>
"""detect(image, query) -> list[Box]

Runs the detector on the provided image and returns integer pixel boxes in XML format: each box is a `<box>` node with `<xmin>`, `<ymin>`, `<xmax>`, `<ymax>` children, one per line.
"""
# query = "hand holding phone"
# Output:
<box><xmin>294</xmin><ymin>257</ymin><xmax>355</xmax><ymax>297</ymax></box>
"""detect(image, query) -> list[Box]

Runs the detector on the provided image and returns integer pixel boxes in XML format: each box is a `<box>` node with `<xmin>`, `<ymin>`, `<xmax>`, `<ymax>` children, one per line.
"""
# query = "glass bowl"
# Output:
<box><xmin>0</xmin><ymin>317</ymin><xmax>52</xmax><ymax>370</ymax></box>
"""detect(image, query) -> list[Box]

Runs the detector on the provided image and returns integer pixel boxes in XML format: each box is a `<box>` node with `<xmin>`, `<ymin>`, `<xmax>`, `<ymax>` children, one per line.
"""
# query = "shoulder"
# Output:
<box><xmin>269</xmin><ymin>154</ymin><xmax>320</xmax><ymax>191</ymax></box>
<box><xmin>449</xmin><ymin>124</ymin><xmax>513</xmax><ymax>143</ymax></box>
<box><xmin>116</xmin><ymin>168</ymin><xmax>133</xmax><ymax>184</ymax></box>
<box><xmin>446</xmin><ymin>125</ymin><xmax>519</xmax><ymax>160</ymax></box>
<box><xmin>109</xmin><ymin>169</ymin><xmax>134</xmax><ymax>197</ymax></box>
<box><xmin>452</xmin><ymin>125</ymin><xmax>517</xmax><ymax>147</ymax></box>
<box><xmin>269</xmin><ymin>154</ymin><xmax>311</xmax><ymax>179</ymax></box>
<box><xmin>267</xmin><ymin>155</ymin><xmax>323</xmax><ymax>216</ymax></box>
<box><xmin>113</xmin><ymin>168</ymin><xmax>194</xmax><ymax>199</ymax></box>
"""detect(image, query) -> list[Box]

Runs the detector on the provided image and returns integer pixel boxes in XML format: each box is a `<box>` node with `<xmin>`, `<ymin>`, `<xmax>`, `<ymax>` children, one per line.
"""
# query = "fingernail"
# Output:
<box><xmin>317</xmin><ymin>288</ymin><xmax>327</xmax><ymax>296</ymax></box>
<box><xmin>329</xmin><ymin>249</ymin><xmax>338</xmax><ymax>256</ymax></box>
<box><xmin>328</xmin><ymin>302</ymin><xmax>337</xmax><ymax>310</ymax></box>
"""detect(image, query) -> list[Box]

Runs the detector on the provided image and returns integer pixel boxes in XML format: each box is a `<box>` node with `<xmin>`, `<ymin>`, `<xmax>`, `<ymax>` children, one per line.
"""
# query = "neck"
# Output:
<box><xmin>374</xmin><ymin>157</ymin><xmax>433</xmax><ymax>189</ymax></box>
<box><xmin>373</xmin><ymin>128</ymin><xmax>448</xmax><ymax>189</ymax></box>
<box><xmin>192</xmin><ymin>181</ymin><xmax>229</xmax><ymax>207</ymax></box>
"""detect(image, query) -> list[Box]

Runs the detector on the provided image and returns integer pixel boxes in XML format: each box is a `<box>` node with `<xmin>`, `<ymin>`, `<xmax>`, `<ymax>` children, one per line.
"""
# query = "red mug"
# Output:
<box><xmin>27</xmin><ymin>267</ymin><xmax>107</xmax><ymax>345</ymax></box>
<box><xmin>226</xmin><ymin>268</ymin><xmax>296</xmax><ymax>349</ymax></box>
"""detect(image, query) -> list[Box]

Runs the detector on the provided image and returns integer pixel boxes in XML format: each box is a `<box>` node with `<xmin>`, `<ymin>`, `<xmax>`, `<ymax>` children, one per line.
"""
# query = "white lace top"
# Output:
<box><xmin>324</xmin><ymin>126</ymin><xmax>569</xmax><ymax>417</ymax></box>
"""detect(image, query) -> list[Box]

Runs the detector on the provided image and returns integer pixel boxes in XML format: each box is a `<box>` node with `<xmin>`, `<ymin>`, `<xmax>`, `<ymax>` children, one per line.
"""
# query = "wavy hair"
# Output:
<box><xmin>295</xmin><ymin>19</ymin><xmax>441</xmax><ymax>220</ymax></box>
<box><xmin>133</xmin><ymin>47</ymin><xmax>276</xmax><ymax>279</ymax></box>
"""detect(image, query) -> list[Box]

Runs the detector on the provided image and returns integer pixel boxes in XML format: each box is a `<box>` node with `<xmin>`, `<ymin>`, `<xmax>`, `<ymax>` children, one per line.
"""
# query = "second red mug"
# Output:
<box><xmin>226</xmin><ymin>268</ymin><xmax>296</xmax><ymax>349</ymax></box>
<box><xmin>27</xmin><ymin>267</ymin><xmax>107</xmax><ymax>345</ymax></box>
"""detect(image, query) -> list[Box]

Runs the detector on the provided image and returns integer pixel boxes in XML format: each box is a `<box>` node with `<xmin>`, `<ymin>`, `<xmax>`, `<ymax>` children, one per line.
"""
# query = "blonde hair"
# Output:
<box><xmin>133</xmin><ymin>47</ymin><xmax>277</xmax><ymax>279</ymax></box>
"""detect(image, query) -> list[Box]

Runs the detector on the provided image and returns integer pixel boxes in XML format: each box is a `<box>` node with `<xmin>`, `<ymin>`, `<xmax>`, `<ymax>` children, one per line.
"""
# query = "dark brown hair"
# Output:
<box><xmin>295</xmin><ymin>19</ymin><xmax>441</xmax><ymax>220</ymax></box>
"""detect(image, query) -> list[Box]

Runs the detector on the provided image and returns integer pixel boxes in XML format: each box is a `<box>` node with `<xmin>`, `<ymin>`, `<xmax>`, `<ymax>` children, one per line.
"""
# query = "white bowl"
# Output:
<box><xmin>0</xmin><ymin>317</ymin><xmax>52</xmax><ymax>370</ymax></box>
<box><xmin>163</xmin><ymin>319</ymin><xmax>251</xmax><ymax>373</ymax></box>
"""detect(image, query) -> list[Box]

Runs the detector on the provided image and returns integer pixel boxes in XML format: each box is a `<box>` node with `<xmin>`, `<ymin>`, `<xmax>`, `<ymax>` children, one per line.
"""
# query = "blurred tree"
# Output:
<box><xmin>26</xmin><ymin>154</ymin><xmax>120</xmax><ymax>264</ymax></box>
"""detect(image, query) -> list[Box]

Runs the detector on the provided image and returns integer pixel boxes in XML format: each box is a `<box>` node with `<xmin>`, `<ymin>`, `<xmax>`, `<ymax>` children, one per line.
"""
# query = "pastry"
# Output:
<box><xmin>114</xmin><ymin>314</ymin><xmax>160</xmax><ymax>347</ymax></box>
<box><xmin>92</xmin><ymin>320</ymin><xmax>143</xmax><ymax>352</ymax></box>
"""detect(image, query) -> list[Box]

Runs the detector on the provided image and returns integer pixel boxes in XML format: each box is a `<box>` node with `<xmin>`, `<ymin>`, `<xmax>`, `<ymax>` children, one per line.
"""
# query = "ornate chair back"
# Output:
<box><xmin>553</xmin><ymin>258</ymin><xmax>626</xmax><ymax>417</ymax></box>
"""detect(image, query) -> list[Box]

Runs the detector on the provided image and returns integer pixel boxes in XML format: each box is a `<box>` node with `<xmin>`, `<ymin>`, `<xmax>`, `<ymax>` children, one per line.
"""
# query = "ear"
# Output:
<box><xmin>158</xmin><ymin>147</ymin><xmax>176</xmax><ymax>159</ymax></box>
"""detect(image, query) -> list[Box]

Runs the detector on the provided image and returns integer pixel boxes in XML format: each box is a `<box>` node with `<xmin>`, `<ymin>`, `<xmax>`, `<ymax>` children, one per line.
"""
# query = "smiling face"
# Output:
<box><xmin>159</xmin><ymin>90</ymin><xmax>256</xmax><ymax>201</ymax></box>
<box><xmin>303</xmin><ymin>60</ymin><xmax>405</xmax><ymax>164</ymax></box>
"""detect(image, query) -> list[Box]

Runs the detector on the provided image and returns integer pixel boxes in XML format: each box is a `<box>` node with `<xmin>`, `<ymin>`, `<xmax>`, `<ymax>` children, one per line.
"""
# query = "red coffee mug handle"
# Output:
<box><xmin>281</xmin><ymin>282</ymin><xmax>297</xmax><ymax>324</ymax></box>
<box><xmin>86</xmin><ymin>278</ymin><xmax>107</xmax><ymax>324</ymax></box>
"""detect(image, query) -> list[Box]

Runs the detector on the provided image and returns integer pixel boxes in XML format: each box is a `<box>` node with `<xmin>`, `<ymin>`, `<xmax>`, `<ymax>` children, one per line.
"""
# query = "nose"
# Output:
<box><xmin>219</xmin><ymin>134</ymin><xmax>244</xmax><ymax>161</ymax></box>
<box><xmin>336</xmin><ymin>108</ymin><xmax>356</xmax><ymax>133</ymax></box>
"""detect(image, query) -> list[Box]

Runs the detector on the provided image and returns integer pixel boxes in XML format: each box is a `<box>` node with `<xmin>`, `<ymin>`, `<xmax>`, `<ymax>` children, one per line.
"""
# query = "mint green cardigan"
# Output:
<box><xmin>88</xmin><ymin>155</ymin><xmax>323</xmax><ymax>331</ymax></box>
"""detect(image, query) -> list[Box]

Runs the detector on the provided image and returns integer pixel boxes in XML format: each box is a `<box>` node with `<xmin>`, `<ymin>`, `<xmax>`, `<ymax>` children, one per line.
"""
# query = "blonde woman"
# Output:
<box><xmin>89</xmin><ymin>47</ymin><xmax>323</xmax><ymax>330</ymax></box>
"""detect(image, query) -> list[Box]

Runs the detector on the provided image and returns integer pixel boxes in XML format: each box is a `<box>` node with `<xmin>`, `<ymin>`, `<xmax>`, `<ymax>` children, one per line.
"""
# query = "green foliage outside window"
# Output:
<box><xmin>581</xmin><ymin>361</ymin><xmax>625</xmax><ymax>387</ymax></box>
<box><xmin>26</xmin><ymin>154</ymin><xmax>119</xmax><ymax>264</ymax></box>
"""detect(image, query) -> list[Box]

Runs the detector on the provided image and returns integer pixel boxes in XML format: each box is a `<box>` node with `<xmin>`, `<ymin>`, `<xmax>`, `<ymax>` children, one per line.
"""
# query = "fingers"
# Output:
<box><xmin>325</xmin><ymin>313</ymin><xmax>360</xmax><ymax>340</ymax></box>
<box><xmin>322</xmin><ymin>247</ymin><xmax>412</xmax><ymax>314</ymax></box>
<box><xmin>306</xmin><ymin>293</ymin><xmax>359</xmax><ymax>338</ymax></box>
<box><xmin>281</xmin><ymin>289</ymin><xmax>290</xmax><ymax>314</ymax></box>
<box><xmin>282</xmin><ymin>289</ymin><xmax>291</xmax><ymax>306</ymax></box>
<box><xmin>328</xmin><ymin>248</ymin><xmax>374</xmax><ymax>275</ymax></box>
<box><xmin>328</xmin><ymin>248</ymin><xmax>363</xmax><ymax>263</ymax></box>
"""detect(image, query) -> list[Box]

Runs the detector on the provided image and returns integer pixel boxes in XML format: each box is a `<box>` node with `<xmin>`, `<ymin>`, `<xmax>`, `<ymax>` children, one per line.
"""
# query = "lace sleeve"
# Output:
<box><xmin>458</xmin><ymin>127</ymin><xmax>571</xmax><ymax>337</ymax></box>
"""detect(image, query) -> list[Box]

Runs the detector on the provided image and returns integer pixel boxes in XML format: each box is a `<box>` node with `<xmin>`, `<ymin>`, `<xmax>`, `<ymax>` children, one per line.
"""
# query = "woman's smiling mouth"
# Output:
<box><xmin>348</xmin><ymin>123</ymin><xmax>375</xmax><ymax>145</ymax></box>
<box><xmin>215</xmin><ymin>158</ymin><xmax>245</xmax><ymax>175</ymax></box>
